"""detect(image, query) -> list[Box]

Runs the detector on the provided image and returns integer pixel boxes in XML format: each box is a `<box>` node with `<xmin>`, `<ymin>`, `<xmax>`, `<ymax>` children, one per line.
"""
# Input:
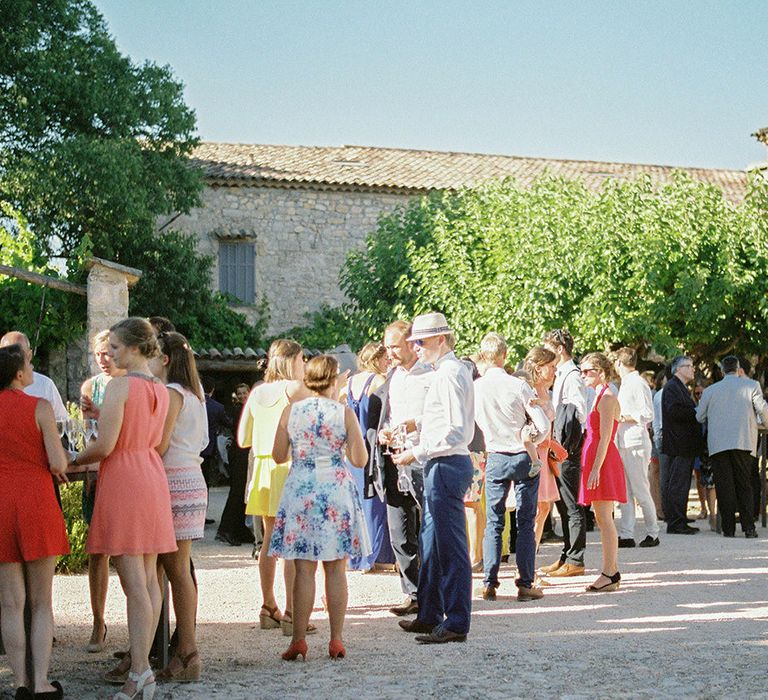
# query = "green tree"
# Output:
<box><xmin>0</xmin><ymin>0</ymin><xmax>266</xmax><ymax>347</ymax></box>
<box><xmin>295</xmin><ymin>171</ymin><xmax>768</xmax><ymax>366</ymax></box>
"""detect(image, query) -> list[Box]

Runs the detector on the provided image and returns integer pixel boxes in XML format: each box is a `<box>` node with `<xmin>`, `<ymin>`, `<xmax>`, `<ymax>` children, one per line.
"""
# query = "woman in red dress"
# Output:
<box><xmin>578</xmin><ymin>352</ymin><xmax>627</xmax><ymax>592</ymax></box>
<box><xmin>0</xmin><ymin>343</ymin><xmax>69</xmax><ymax>699</ymax></box>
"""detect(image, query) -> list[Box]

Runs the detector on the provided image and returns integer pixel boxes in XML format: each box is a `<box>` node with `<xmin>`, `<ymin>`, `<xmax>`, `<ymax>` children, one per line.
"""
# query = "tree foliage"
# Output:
<box><xmin>0</xmin><ymin>0</ymin><xmax>266</xmax><ymax>348</ymax></box>
<box><xmin>297</xmin><ymin>171</ymin><xmax>768</xmax><ymax>365</ymax></box>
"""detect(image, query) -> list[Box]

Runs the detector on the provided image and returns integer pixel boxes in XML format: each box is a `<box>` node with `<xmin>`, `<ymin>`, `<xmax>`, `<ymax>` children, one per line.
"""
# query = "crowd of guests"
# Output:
<box><xmin>1</xmin><ymin>312</ymin><xmax>766</xmax><ymax>696</ymax></box>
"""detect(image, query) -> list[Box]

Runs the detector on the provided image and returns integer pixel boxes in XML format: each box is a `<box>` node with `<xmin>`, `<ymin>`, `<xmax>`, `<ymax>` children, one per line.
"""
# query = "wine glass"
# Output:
<box><xmin>66</xmin><ymin>418</ymin><xmax>81</xmax><ymax>452</ymax></box>
<box><xmin>83</xmin><ymin>418</ymin><xmax>98</xmax><ymax>443</ymax></box>
<box><xmin>390</xmin><ymin>424</ymin><xmax>407</xmax><ymax>454</ymax></box>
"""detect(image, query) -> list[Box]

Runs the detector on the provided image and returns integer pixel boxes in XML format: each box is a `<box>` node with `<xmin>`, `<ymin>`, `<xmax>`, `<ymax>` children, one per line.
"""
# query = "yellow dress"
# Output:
<box><xmin>238</xmin><ymin>380</ymin><xmax>291</xmax><ymax>517</ymax></box>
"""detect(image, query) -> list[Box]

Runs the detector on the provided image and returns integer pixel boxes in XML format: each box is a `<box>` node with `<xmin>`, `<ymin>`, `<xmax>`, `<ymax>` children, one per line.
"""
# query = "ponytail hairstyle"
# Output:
<box><xmin>156</xmin><ymin>332</ymin><xmax>204</xmax><ymax>402</ymax></box>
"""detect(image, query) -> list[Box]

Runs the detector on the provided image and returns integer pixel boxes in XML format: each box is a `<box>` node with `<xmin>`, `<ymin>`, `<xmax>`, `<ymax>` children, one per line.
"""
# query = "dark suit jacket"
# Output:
<box><xmin>661</xmin><ymin>375</ymin><xmax>703</xmax><ymax>457</ymax></box>
<box><xmin>201</xmin><ymin>396</ymin><xmax>231</xmax><ymax>457</ymax></box>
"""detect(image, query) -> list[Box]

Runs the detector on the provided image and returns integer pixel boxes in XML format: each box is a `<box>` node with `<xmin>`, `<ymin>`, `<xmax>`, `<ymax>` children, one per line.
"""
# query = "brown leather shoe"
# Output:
<box><xmin>548</xmin><ymin>563</ymin><xmax>585</xmax><ymax>577</ymax></box>
<box><xmin>398</xmin><ymin>619</ymin><xmax>435</xmax><ymax>633</ymax></box>
<box><xmin>538</xmin><ymin>559</ymin><xmax>565</xmax><ymax>575</ymax></box>
<box><xmin>517</xmin><ymin>585</ymin><xmax>544</xmax><ymax>602</ymax></box>
<box><xmin>389</xmin><ymin>597</ymin><xmax>418</xmax><ymax>616</ymax></box>
<box><xmin>474</xmin><ymin>585</ymin><xmax>497</xmax><ymax>600</ymax></box>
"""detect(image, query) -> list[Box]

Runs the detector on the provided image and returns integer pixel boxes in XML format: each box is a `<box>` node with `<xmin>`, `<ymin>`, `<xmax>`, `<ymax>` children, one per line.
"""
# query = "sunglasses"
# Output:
<box><xmin>580</xmin><ymin>367</ymin><xmax>598</xmax><ymax>376</ymax></box>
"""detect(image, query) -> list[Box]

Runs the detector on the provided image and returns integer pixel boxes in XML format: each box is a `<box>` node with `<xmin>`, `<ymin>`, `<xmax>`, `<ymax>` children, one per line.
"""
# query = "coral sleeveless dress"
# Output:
<box><xmin>578</xmin><ymin>385</ymin><xmax>627</xmax><ymax>506</ymax></box>
<box><xmin>86</xmin><ymin>376</ymin><xmax>177</xmax><ymax>555</ymax></box>
<box><xmin>270</xmin><ymin>397</ymin><xmax>371</xmax><ymax>561</ymax></box>
<box><xmin>0</xmin><ymin>390</ymin><xmax>70</xmax><ymax>562</ymax></box>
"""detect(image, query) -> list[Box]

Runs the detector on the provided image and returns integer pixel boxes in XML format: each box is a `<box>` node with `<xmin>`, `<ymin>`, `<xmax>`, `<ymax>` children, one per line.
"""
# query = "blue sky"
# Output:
<box><xmin>93</xmin><ymin>0</ymin><xmax>767</xmax><ymax>170</ymax></box>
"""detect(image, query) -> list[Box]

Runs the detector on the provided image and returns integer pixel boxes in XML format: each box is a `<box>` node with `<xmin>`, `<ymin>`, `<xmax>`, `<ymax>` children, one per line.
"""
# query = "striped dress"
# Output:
<box><xmin>163</xmin><ymin>383</ymin><xmax>209</xmax><ymax>540</ymax></box>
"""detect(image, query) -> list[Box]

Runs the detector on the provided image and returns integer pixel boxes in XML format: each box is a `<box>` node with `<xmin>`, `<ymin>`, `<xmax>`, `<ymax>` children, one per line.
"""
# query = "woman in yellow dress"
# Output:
<box><xmin>237</xmin><ymin>339</ymin><xmax>312</xmax><ymax>635</ymax></box>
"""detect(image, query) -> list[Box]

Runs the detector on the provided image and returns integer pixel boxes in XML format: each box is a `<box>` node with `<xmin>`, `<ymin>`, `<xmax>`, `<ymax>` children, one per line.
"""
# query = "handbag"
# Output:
<box><xmin>547</xmin><ymin>436</ymin><xmax>568</xmax><ymax>479</ymax></box>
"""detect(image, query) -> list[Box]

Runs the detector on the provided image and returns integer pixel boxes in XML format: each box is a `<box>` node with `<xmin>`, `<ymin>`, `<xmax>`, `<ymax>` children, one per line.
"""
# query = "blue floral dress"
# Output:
<box><xmin>270</xmin><ymin>397</ymin><xmax>371</xmax><ymax>561</ymax></box>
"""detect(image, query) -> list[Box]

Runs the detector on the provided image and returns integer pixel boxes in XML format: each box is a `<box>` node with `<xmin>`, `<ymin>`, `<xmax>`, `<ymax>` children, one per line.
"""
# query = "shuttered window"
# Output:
<box><xmin>218</xmin><ymin>242</ymin><xmax>255</xmax><ymax>303</ymax></box>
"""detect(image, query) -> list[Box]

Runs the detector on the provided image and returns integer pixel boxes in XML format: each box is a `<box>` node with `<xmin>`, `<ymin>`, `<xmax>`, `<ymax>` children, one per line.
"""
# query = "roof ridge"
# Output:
<box><xmin>194</xmin><ymin>140</ymin><xmax>746</xmax><ymax>175</ymax></box>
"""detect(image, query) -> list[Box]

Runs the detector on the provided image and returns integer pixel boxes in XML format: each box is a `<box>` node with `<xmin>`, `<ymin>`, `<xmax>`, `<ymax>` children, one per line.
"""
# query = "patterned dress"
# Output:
<box><xmin>162</xmin><ymin>383</ymin><xmax>209</xmax><ymax>540</ymax></box>
<box><xmin>270</xmin><ymin>397</ymin><xmax>371</xmax><ymax>561</ymax></box>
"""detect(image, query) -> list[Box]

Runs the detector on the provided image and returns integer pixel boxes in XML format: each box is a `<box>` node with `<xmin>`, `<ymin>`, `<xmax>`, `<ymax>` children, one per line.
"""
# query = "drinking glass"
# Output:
<box><xmin>83</xmin><ymin>418</ymin><xmax>98</xmax><ymax>443</ymax></box>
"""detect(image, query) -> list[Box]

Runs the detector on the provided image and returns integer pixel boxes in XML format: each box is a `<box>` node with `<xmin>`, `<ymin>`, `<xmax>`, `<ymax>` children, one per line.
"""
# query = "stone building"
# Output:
<box><xmin>166</xmin><ymin>142</ymin><xmax>749</xmax><ymax>335</ymax></box>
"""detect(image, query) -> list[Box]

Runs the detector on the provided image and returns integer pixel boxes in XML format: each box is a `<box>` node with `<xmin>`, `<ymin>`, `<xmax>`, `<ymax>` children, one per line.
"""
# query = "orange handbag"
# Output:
<box><xmin>547</xmin><ymin>437</ymin><xmax>568</xmax><ymax>479</ymax></box>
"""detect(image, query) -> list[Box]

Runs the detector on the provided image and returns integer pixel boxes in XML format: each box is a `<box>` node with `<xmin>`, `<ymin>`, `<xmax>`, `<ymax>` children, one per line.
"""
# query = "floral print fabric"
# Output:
<box><xmin>270</xmin><ymin>397</ymin><xmax>371</xmax><ymax>561</ymax></box>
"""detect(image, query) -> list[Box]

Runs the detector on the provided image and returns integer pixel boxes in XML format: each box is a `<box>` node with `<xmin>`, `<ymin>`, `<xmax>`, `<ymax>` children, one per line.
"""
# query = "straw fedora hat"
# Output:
<box><xmin>407</xmin><ymin>312</ymin><xmax>453</xmax><ymax>341</ymax></box>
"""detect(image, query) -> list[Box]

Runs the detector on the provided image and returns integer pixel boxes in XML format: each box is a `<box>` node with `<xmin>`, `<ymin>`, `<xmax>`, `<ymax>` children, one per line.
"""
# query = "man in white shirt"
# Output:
<box><xmin>614</xmin><ymin>347</ymin><xmax>660</xmax><ymax>548</ymax></box>
<box><xmin>393</xmin><ymin>312</ymin><xmax>474</xmax><ymax>644</ymax></box>
<box><xmin>0</xmin><ymin>331</ymin><xmax>67</xmax><ymax>420</ymax></box>
<box><xmin>371</xmin><ymin>320</ymin><xmax>433</xmax><ymax>616</ymax></box>
<box><xmin>474</xmin><ymin>333</ymin><xmax>550</xmax><ymax>602</ymax></box>
<box><xmin>541</xmin><ymin>329</ymin><xmax>588</xmax><ymax>577</ymax></box>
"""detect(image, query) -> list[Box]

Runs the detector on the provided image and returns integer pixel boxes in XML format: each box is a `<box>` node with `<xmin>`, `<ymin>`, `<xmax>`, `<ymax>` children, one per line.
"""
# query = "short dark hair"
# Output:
<box><xmin>720</xmin><ymin>355</ymin><xmax>740</xmax><ymax>375</ymax></box>
<box><xmin>615</xmin><ymin>347</ymin><xmax>637</xmax><ymax>368</ymax></box>
<box><xmin>737</xmin><ymin>355</ymin><xmax>752</xmax><ymax>376</ymax></box>
<box><xmin>543</xmin><ymin>328</ymin><xmax>574</xmax><ymax>355</ymax></box>
<box><xmin>202</xmin><ymin>377</ymin><xmax>216</xmax><ymax>395</ymax></box>
<box><xmin>0</xmin><ymin>344</ymin><xmax>26</xmax><ymax>389</ymax></box>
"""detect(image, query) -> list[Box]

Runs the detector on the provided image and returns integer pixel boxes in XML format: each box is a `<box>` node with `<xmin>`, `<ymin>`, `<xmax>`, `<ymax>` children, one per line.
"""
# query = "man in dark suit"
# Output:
<box><xmin>661</xmin><ymin>356</ymin><xmax>703</xmax><ymax>534</ymax></box>
<box><xmin>200</xmin><ymin>378</ymin><xmax>232</xmax><ymax>523</ymax></box>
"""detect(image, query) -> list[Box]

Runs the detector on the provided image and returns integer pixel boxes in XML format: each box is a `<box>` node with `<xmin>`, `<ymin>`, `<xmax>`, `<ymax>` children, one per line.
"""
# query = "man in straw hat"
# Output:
<box><xmin>393</xmin><ymin>312</ymin><xmax>475</xmax><ymax>644</ymax></box>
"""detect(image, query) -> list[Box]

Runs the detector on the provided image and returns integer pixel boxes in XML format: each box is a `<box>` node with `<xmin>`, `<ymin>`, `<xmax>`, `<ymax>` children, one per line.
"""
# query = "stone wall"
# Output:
<box><xmin>166</xmin><ymin>185</ymin><xmax>413</xmax><ymax>335</ymax></box>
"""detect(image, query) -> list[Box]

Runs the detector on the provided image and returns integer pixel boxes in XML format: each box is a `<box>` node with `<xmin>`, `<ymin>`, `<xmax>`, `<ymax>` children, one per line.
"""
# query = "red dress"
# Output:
<box><xmin>579</xmin><ymin>385</ymin><xmax>627</xmax><ymax>505</ymax></box>
<box><xmin>86</xmin><ymin>376</ymin><xmax>177</xmax><ymax>555</ymax></box>
<box><xmin>0</xmin><ymin>389</ymin><xmax>70</xmax><ymax>562</ymax></box>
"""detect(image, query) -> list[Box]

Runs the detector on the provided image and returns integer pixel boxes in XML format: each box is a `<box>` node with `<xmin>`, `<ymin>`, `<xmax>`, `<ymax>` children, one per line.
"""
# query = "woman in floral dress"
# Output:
<box><xmin>270</xmin><ymin>355</ymin><xmax>370</xmax><ymax>661</ymax></box>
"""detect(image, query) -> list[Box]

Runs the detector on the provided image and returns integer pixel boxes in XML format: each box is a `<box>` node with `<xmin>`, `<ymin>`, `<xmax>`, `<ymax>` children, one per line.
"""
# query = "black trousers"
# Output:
<box><xmin>554</xmin><ymin>451</ymin><xmax>586</xmax><ymax>566</ymax></box>
<box><xmin>384</xmin><ymin>460</ymin><xmax>423</xmax><ymax>600</ymax></box>
<box><xmin>218</xmin><ymin>448</ymin><xmax>250</xmax><ymax>538</ymax></box>
<box><xmin>710</xmin><ymin>450</ymin><xmax>756</xmax><ymax>536</ymax></box>
<box><xmin>661</xmin><ymin>455</ymin><xmax>694</xmax><ymax>532</ymax></box>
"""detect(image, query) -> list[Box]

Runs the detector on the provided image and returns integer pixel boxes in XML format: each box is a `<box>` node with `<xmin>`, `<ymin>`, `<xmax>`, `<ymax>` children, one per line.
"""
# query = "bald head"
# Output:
<box><xmin>0</xmin><ymin>331</ymin><xmax>30</xmax><ymax>351</ymax></box>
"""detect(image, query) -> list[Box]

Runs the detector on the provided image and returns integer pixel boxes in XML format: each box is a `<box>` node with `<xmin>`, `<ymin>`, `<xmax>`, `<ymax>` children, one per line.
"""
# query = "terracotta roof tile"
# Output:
<box><xmin>191</xmin><ymin>142</ymin><xmax>750</xmax><ymax>202</ymax></box>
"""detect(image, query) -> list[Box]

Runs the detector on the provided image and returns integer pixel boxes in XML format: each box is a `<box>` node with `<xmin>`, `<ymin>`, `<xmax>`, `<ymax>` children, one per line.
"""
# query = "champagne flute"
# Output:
<box><xmin>83</xmin><ymin>418</ymin><xmax>97</xmax><ymax>443</ymax></box>
<box><xmin>66</xmin><ymin>418</ymin><xmax>81</xmax><ymax>452</ymax></box>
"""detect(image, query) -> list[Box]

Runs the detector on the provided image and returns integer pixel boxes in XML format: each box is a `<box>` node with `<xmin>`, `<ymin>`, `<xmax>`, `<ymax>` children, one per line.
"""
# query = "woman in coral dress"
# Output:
<box><xmin>522</xmin><ymin>347</ymin><xmax>561</xmax><ymax>552</ymax></box>
<box><xmin>71</xmin><ymin>318</ymin><xmax>177</xmax><ymax>700</ymax></box>
<box><xmin>578</xmin><ymin>352</ymin><xmax>627</xmax><ymax>593</ymax></box>
<box><xmin>237</xmin><ymin>339</ymin><xmax>312</xmax><ymax>634</ymax></box>
<box><xmin>271</xmin><ymin>355</ymin><xmax>370</xmax><ymax>661</ymax></box>
<box><xmin>0</xmin><ymin>343</ymin><xmax>69</xmax><ymax>699</ymax></box>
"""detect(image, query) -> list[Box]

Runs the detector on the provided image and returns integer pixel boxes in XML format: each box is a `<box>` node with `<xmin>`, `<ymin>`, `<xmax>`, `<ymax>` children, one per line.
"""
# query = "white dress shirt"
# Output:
<box><xmin>552</xmin><ymin>359</ymin><xmax>587</xmax><ymax>427</ymax></box>
<box><xmin>388</xmin><ymin>361</ymin><xmax>434</xmax><ymax>451</ymax></box>
<box><xmin>411</xmin><ymin>352</ymin><xmax>474</xmax><ymax>464</ymax></box>
<box><xmin>616</xmin><ymin>370</ymin><xmax>654</xmax><ymax>450</ymax></box>
<box><xmin>26</xmin><ymin>371</ymin><xmax>68</xmax><ymax>421</ymax></box>
<box><xmin>474</xmin><ymin>367</ymin><xmax>550</xmax><ymax>454</ymax></box>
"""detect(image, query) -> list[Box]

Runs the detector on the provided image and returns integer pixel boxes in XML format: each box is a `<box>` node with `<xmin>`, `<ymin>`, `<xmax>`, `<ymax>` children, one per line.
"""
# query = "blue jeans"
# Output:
<box><xmin>483</xmin><ymin>451</ymin><xmax>540</xmax><ymax>589</ymax></box>
<box><xmin>416</xmin><ymin>455</ymin><xmax>474</xmax><ymax>634</ymax></box>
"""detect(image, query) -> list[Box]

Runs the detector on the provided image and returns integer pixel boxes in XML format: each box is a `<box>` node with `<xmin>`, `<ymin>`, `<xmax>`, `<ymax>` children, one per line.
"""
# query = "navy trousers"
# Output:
<box><xmin>416</xmin><ymin>454</ymin><xmax>474</xmax><ymax>635</ymax></box>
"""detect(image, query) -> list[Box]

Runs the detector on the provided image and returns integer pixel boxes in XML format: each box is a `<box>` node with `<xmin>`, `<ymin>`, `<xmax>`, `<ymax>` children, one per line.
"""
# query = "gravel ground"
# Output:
<box><xmin>3</xmin><ymin>487</ymin><xmax>767</xmax><ymax>699</ymax></box>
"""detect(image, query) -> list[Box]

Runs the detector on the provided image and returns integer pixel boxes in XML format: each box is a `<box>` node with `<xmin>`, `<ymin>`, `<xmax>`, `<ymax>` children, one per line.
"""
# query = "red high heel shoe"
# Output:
<box><xmin>328</xmin><ymin>639</ymin><xmax>346</xmax><ymax>659</ymax></box>
<box><xmin>281</xmin><ymin>639</ymin><xmax>308</xmax><ymax>661</ymax></box>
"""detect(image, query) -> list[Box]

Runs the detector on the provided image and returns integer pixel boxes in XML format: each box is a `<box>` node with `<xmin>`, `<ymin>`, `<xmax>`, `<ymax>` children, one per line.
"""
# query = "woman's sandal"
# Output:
<box><xmin>86</xmin><ymin>624</ymin><xmax>107</xmax><ymax>653</ymax></box>
<box><xmin>259</xmin><ymin>604</ymin><xmax>282</xmax><ymax>630</ymax></box>
<box><xmin>280</xmin><ymin>612</ymin><xmax>318</xmax><ymax>637</ymax></box>
<box><xmin>585</xmin><ymin>571</ymin><xmax>621</xmax><ymax>592</ymax></box>
<box><xmin>156</xmin><ymin>650</ymin><xmax>201</xmax><ymax>683</ymax></box>
<box><xmin>104</xmin><ymin>651</ymin><xmax>132</xmax><ymax>685</ymax></box>
<box><xmin>113</xmin><ymin>667</ymin><xmax>156</xmax><ymax>700</ymax></box>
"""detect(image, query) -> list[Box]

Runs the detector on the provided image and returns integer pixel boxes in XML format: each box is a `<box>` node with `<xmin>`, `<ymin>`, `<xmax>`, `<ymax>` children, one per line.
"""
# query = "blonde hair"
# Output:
<box><xmin>580</xmin><ymin>352</ymin><xmax>614</xmax><ymax>381</ymax></box>
<box><xmin>303</xmin><ymin>355</ymin><xmax>338</xmax><ymax>393</ymax></box>
<box><xmin>110</xmin><ymin>317</ymin><xmax>160</xmax><ymax>359</ymax></box>
<box><xmin>358</xmin><ymin>341</ymin><xmax>386</xmax><ymax>374</ymax></box>
<box><xmin>264</xmin><ymin>339</ymin><xmax>303</xmax><ymax>383</ymax></box>
<box><xmin>479</xmin><ymin>332</ymin><xmax>507</xmax><ymax>364</ymax></box>
<box><xmin>92</xmin><ymin>329</ymin><xmax>110</xmax><ymax>350</ymax></box>
<box><xmin>523</xmin><ymin>346</ymin><xmax>556</xmax><ymax>386</ymax></box>
<box><xmin>615</xmin><ymin>346</ymin><xmax>637</xmax><ymax>368</ymax></box>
